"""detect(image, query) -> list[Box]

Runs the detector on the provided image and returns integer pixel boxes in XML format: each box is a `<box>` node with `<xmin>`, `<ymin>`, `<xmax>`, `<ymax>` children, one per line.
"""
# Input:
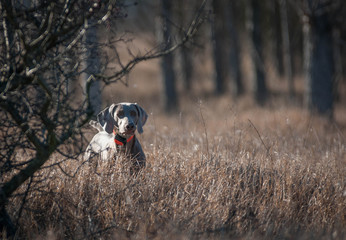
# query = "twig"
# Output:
<box><xmin>248</xmin><ymin>119</ymin><xmax>273</xmax><ymax>162</ymax></box>
<box><xmin>199</xmin><ymin>101</ymin><xmax>210</xmax><ymax>159</ymax></box>
<box><xmin>96</xmin><ymin>0</ymin><xmax>208</xmax><ymax>83</ymax></box>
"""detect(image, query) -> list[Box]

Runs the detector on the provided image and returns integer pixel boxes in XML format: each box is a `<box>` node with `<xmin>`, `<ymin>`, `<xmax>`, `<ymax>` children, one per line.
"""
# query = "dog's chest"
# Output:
<box><xmin>114</xmin><ymin>141</ymin><xmax>133</xmax><ymax>156</ymax></box>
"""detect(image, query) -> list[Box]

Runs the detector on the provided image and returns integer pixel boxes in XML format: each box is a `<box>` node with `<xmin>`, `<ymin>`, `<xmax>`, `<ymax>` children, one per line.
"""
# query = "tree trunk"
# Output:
<box><xmin>81</xmin><ymin>23</ymin><xmax>102</xmax><ymax>114</ymax></box>
<box><xmin>273</xmin><ymin>0</ymin><xmax>284</xmax><ymax>77</ymax></box>
<box><xmin>302</xmin><ymin>15</ymin><xmax>312</xmax><ymax>108</ymax></box>
<box><xmin>304</xmin><ymin>9</ymin><xmax>334</xmax><ymax>116</ymax></box>
<box><xmin>279</xmin><ymin>0</ymin><xmax>294</xmax><ymax>97</ymax></box>
<box><xmin>226</xmin><ymin>2</ymin><xmax>243</xmax><ymax>97</ymax></box>
<box><xmin>160</xmin><ymin>0</ymin><xmax>178</xmax><ymax>112</ymax></box>
<box><xmin>211</xmin><ymin>0</ymin><xmax>227</xmax><ymax>95</ymax></box>
<box><xmin>0</xmin><ymin>207</ymin><xmax>16</xmax><ymax>238</ymax></box>
<box><xmin>249</xmin><ymin>0</ymin><xmax>267</xmax><ymax>104</ymax></box>
<box><xmin>1</xmin><ymin>1</ymin><xmax>23</xmax><ymax>236</ymax></box>
<box><xmin>177</xmin><ymin>0</ymin><xmax>193</xmax><ymax>92</ymax></box>
<box><xmin>333</xmin><ymin>29</ymin><xmax>342</xmax><ymax>103</ymax></box>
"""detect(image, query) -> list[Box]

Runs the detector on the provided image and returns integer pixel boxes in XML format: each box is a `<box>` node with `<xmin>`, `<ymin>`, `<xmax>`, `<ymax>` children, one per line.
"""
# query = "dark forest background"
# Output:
<box><xmin>94</xmin><ymin>0</ymin><xmax>346</xmax><ymax>118</ymax></box>
<box><xmin>156</xmin><ymin>0</ymin><xmax>346</xmax><ymax>116</ymax></box>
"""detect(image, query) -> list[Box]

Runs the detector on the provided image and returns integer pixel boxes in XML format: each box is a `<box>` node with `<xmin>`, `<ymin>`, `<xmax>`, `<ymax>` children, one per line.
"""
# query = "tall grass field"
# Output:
<box><xmin>6</xmin><ymin>97</ymin><xmax>346</xmax><ymax>239</ymax></box>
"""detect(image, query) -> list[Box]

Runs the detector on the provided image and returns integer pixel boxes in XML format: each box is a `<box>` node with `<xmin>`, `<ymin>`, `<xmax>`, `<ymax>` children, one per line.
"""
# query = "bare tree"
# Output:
<box><xmin>248</xmin><ymin>0</ymin><xmax>268</xmax><ymax>104</ymax></box>
<box><xmin>301</xmin><ymin>0</ymin><xmax>338</xmax><ymax>116</ymax></box>
<box><xmin>176</xmin><ymin>0</ymin><xmax>195</xmax><ymax>92</ymax></box>
<box><xmin>159</xmin><ymin>0</ymin><xmax>178</xmax><ymax>112</ymax></box>
<box><xmin>211</xmin><ymin>0</ymin><xmax>244</xmax><ymax>97</ymax></box>
<box><xmin>279</xmin><ymin>0</ymin><xmax>294</xmax><ymax>97</ymax></box>
<box><xmin>226</xmin><ymin>1</ymin><xmax>244</xmax><ymax>97</ymax></box>
<box><xmin>81</xmin><ymin>22</ymin><xmax>102</xmax><ymax>114</ymax></box>
<box><xmin>273</xmin><ymin>0</ymin><xmax>285</xmax><ymax>77</ymax></box>
<box><xmin>0</xmin><ymin>0</ymin><xmax>207</xmax><ymax>236</ymax></box>
<box><xmin>211</xmin><ymin>0</ymin><xmax>227</xmax><ymax>95</ymax></box>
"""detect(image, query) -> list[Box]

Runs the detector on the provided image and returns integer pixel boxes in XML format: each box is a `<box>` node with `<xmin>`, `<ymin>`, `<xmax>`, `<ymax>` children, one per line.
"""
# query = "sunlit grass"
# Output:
<box><xmin>7</xmin><ymin>101</ymin><xmax>346</xmax><ymax>239</ymax></box>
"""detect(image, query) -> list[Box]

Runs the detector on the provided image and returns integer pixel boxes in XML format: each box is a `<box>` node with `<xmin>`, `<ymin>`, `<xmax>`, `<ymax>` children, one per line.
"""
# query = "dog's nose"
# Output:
<box><xmin>126</xmin><ymin>123</ymin><xmax>135</xmax><ymax>130</ymax></box>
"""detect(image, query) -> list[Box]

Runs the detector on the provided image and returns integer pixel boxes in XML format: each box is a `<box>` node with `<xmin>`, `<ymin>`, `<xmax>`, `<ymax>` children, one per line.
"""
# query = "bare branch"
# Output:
<box><xmin>96</xmin><ymin>0</ymin><xmax>208</xmax><ymax>83</ymax></box>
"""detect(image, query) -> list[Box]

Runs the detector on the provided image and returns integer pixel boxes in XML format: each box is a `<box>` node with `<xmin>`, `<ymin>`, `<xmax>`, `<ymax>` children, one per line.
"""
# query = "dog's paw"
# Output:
<box><xmin>89</xmin><ymin>120</ymin><xmax>103</xmax><ymax>132</ymax></box>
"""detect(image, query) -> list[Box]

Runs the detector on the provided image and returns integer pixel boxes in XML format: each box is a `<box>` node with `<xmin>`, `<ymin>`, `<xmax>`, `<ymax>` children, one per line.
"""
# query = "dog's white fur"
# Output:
<box><xmin>84</xmin><ymin>102</ymin><xmax>148</xmax><ymax>169</ymax></box>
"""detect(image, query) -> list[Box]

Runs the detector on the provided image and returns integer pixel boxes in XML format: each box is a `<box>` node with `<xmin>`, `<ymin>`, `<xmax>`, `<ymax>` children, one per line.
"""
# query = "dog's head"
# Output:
<box><xmin>97</xmin><ymin>102</ymin><xmax>148</xmax><ymax>136</ymax></box>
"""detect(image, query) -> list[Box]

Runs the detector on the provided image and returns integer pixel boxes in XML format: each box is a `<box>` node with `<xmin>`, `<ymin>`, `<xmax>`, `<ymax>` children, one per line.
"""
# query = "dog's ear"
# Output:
<box><xmin>134</xmin><ymin>103</ymin><xmax>148</xmax><ymax>134</ymax></box>
<box><xmin>97</xmin><ymin>104</ymin><xmax>118</xmax><ymax>133</ymax></box>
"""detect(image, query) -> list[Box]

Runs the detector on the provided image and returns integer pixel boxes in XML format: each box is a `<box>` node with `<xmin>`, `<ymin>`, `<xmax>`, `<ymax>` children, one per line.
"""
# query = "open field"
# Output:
<box><xmin>4</xmin><ymin>18</ymin><xmax>346</xmax><ymax>240</ymax></box>
<box><xmin>2</xmin><ymin>1</ymin><xmax>346</xmax><ymax>239</ymax></box>
<box><xmin>5</xmin><ymin>32</ymin><xmax>346</xmax><ymax>239</ymax></box>
<box><xmin>6</xmin><ymin>93</ymin><xmax>346</xmax><ymax>239</ymax></box>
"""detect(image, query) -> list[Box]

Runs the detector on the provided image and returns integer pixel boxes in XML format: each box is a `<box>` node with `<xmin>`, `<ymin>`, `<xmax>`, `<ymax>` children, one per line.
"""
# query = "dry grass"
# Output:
<box><xmin>3</xmin><ymin>6</ymin><xmax>346</xmax><ymax>238</ymax></box>
<box><xmin>7</xmin><ymin>98</ymin><xmax>346</xmax><ymax>239</ymax></box>
<box><xmin>5</xmin><ymin>28</ymin><xmax>346</xmax><ymax>240</ymax></box>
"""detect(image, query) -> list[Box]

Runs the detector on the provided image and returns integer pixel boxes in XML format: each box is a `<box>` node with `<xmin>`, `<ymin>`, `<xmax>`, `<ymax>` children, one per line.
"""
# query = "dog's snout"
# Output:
<box><xmin>126</xmin><ymin>123</ymin><xmax>135</xmax><ymax>130</ymax></box>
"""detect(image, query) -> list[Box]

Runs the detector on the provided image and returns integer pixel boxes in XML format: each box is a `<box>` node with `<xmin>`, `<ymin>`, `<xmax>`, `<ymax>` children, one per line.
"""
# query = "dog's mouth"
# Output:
<box><xmin>126</xmin><ymin>129</ymin><xmax>136</xmax><ymax>135</ymax></box>
<box><xmin>119</xmin><ymin>129</ymin><xmax>136</xmax><ymax>136</ymax></box>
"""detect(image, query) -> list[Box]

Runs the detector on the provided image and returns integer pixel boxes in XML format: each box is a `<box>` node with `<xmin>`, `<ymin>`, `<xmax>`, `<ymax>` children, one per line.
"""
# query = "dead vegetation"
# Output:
<box><xmin>5</xmin><ymin>99</ymin><xmax>346</xmax><ymax>239</ymax></box>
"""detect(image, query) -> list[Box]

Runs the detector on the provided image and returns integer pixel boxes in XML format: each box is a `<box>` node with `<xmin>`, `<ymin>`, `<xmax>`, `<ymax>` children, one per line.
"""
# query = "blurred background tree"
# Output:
<box><xmin>159</xmin><ymin>0</ymin><xmax>178</xmax><ymax>112</ymax></box>
<box><xmin>301</xmin><ymin>0</ymin><xmax>339</xmax><ymax>117</ymax></box>
<box><xmin>158</xmin><ymin>0</ymin><xmax>345</xmax><ymax>116</ymax></box>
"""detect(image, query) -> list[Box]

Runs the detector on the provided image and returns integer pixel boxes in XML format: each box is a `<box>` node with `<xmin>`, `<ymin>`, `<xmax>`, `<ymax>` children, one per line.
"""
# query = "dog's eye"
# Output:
<box><xmin>130</xmin><ymin>110</ymin><xmax>137</xmax><ymax>117</ymax></box>
<box><xmin>117</xmin><ymin>111</ymin><xmax>124</xmax><ymax>118</ymax></box>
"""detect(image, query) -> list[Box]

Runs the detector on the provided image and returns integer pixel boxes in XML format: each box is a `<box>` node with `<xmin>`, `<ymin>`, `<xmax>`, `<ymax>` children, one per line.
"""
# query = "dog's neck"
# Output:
<box><xmin>113</xmin><ymin>129</ymin><xmax>134</xmax><ymax>146</ymax></box>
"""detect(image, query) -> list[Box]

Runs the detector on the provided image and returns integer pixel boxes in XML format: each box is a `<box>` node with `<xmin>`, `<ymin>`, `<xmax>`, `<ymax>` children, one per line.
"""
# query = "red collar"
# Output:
<box><xmin>113</xmin><ymin>130</ymin><xmax>134</xmax><ymax>146</ymax></box>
